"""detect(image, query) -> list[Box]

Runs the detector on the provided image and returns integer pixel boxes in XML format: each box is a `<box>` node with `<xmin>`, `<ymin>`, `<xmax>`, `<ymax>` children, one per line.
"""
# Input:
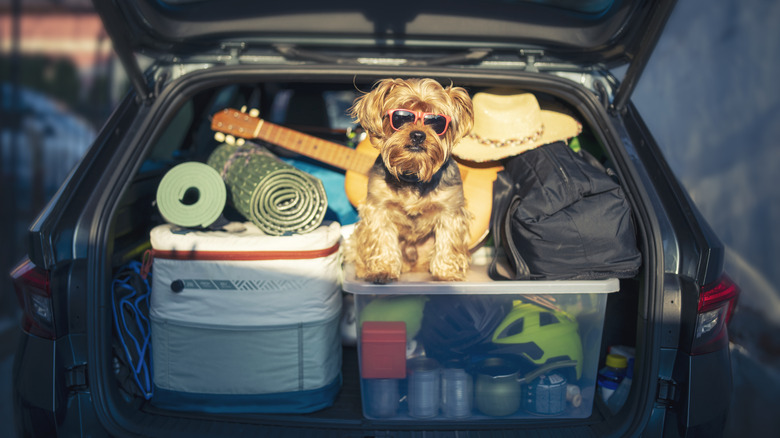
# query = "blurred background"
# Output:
<box><xmin>1</xmin><ymin>1</ymin><xmax>125</xmax><ymax>435</ymax></box>
<box><xmin>1</xmin><ymin>0</ymin><xmax>778</xmax><ymax>437</ymax></box>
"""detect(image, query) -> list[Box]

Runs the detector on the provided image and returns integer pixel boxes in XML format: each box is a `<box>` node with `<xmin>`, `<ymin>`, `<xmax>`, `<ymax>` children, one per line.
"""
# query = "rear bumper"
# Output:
<box><xmin>13</xmin><ymin>332</ymin><xmax>107</xmax><ymax>437</ymax></box>
<box><xmin>667</xmin><ymin>347</ymin><xmax>732</xmax><ymax>437</ymax></box>
<box><xmin>13</xmin><ymin>333</ymin><xmax>59</xmax><ymax>437</ymax></box>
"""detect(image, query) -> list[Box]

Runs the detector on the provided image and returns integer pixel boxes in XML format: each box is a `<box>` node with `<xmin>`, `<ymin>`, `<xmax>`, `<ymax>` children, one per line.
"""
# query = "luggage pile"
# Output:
<box><xmin>112</xmin><ymin>90</ymin><xmax>641</xmax><ymax>418</ymax></box>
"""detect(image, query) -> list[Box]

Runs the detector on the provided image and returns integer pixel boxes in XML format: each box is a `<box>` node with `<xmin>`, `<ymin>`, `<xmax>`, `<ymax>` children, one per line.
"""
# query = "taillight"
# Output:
<box><xmin>692</xmin><ymin>274</ymin><xmax>740</xmax><ymax>355</ymax></box>
<box><xmin>11</xmin><ymin>257</ymin><xmax>57</xmax><ymax>340</ymax></box>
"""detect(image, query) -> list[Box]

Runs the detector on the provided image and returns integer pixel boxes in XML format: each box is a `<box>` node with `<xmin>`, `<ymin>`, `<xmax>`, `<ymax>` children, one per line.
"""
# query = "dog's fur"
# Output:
<box><xmin>346</xmin><ymin>78</ymin><xmax>475</xmax><ymax>283</ymax></box>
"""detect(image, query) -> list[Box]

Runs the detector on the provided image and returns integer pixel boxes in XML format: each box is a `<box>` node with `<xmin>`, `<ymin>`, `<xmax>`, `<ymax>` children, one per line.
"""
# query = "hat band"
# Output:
<box><xmin>466</xmin><ymin>125</ymin><xmax>544</xmax><ymax>148</ymax></box>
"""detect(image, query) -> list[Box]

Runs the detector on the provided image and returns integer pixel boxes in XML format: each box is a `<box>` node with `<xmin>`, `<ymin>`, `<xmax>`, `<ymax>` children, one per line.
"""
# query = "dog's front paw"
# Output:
<box><xmin>431</xmin><ymin>269</ymin><xmax>467</xmax><ymax>282</ymax></box>
<box><xmin>365</xmin><ymin>271</ymin><xmax>400</xmax><ymax>284</ymax></box>
<box><xmin>355</xmin><ymin>258</ymin><xmax>402</xmax><ymax>284</ymax></box>
<box><xmin>430</xmin><ymin>252</ymin><xmax>470</xmax><ymax>281</ymax></box>
<box><xmin>360</xmin><ymin>263</ymin><xmax>401</xmax><ymax>284</ymax></box>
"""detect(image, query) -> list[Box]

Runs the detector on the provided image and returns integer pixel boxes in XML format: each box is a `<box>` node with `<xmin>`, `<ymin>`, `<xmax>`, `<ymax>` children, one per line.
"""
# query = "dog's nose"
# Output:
<box><xmin>409</xmin><ymin>130</ymin><xmax>426</xmax><ymax>144</ymax></box>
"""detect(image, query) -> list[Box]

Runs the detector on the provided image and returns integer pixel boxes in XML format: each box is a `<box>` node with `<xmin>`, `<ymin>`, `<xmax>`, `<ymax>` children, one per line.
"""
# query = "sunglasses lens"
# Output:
<box><xmin>390</xmin><ymin>110</ymin><xmax>416</xmax><ymax>129</ymax></box>
<box><xmin>424</xmin><ymin>115</ymin><xmax>448</xmax><ymax>134</ymax></box>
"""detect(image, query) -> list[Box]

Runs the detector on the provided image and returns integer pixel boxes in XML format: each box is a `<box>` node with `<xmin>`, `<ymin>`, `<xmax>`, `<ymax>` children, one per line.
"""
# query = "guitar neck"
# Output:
<box><xmin>256</xmin><ymin>120</ymin><xmax>376</xmax><ymax>175</ymax></box>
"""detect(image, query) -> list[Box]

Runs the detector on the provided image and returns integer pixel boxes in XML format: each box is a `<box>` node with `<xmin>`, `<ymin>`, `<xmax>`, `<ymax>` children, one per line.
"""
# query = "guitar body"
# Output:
<box><xmin>342</xmin><ymin>139</ymin><xmax>375</xmax><ymax>209</ymax></box>
<box><xmin>344</xmin><ymin>138</ymin><xmax>502</xmax><ymax>250</ymax></box>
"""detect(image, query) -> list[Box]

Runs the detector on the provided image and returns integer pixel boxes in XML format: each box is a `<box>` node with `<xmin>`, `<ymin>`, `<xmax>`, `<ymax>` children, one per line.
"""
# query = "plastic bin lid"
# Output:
<box><xmin>342</xmin><ymin>263</ymin><xmax>620</xmax><ymax>295</ymax></box>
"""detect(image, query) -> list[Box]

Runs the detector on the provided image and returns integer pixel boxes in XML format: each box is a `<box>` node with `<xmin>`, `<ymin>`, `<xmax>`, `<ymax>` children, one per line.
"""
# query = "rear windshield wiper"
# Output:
<box><xmin>273</xmin><ymin>44</ymin><xmax>491</xmax><ymax>67</ymax></box>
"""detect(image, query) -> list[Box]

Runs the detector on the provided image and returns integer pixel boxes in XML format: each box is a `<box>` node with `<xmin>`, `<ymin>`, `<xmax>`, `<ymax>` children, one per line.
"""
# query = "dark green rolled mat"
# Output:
<box><xmin>207</xmin><ymin>142</ymin><xmax>328</xmax><ymax>235</ymax></box>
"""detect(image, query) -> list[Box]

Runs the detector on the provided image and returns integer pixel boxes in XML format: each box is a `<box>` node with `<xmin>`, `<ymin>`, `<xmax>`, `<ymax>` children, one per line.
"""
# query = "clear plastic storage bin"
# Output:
<box><xmin>343</xmin><ymin>263</ymin><xmax>619</xmax><ymax>420</ymax></box>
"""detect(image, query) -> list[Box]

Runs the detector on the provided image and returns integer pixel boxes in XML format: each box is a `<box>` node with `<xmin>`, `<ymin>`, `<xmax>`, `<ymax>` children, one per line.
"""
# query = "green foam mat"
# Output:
<box><xmin>207</xmin><ymin>142</ymin><xmax>327</xmax><ymax>235</ymax></box>
<box><xmin>156</xmin><ymin>162</ymin><xmax>227</xmax><ymax>228</ymax></box>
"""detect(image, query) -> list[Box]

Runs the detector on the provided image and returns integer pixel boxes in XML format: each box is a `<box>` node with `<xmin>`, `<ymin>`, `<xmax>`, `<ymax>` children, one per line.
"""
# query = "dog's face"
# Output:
<box><xmin>350</xmin><ymin>78</ymin><xmax>474</xmax><ymax>183</ymax></box>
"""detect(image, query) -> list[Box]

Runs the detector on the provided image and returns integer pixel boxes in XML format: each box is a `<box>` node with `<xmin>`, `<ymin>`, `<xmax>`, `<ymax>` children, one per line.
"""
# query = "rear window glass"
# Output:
<box><xmin>159</xmin><ymin>0</ymin><xmax>615</xmax><ymax>15</ymax></box>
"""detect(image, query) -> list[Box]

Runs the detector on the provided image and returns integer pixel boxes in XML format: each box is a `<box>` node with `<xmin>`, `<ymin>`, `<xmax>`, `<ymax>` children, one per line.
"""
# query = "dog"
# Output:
<box><xmin>346</xmin><ymin>78</ymin><xmax>475</xmax><ymax>283</ymax></box>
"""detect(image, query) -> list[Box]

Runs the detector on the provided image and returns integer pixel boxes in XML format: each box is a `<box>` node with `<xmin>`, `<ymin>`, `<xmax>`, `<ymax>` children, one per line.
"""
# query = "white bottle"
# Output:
<box><xmin>607</xmin><ymin>360</ymin><xmax>633</xmax><ymax>414</ymax></box>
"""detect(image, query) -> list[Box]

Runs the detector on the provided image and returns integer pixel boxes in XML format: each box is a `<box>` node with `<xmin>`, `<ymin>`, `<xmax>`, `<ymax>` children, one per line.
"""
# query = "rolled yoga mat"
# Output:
<box><xmin>156</xmin><ymin>162</ymin><xmax>227</xmax><ymax>228</ymax></box>
<box><xmin>207</xmin><ymin>142</ymin><xmax>327</xmax><ymax>236</ymax></box>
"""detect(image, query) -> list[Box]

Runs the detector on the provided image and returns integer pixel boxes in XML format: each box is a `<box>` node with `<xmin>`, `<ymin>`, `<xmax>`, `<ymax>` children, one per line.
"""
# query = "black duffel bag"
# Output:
<box><xmin>488</xmin><ymin>141</ymin><xmax>641</xmax><ymax>281</ymax></box>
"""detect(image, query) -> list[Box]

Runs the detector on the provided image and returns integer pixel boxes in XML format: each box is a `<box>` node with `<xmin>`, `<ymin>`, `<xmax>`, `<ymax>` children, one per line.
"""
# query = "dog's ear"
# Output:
<box><xmin>446</xmin><ymin>86</ymin><xmax>474</xmax><ymax>142</ymax></box>
<box><xmin>349</xmin><ymin>79</ymin><xmax>398</xmax><ymax>145</ymax></box>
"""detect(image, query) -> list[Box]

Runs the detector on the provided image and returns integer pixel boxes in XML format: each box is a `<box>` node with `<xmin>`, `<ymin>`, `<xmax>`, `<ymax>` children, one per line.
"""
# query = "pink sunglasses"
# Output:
<box><xmin>386</xmin><ymin>109</ymin><xmax>452</xmax><ymax>135</ymax></box>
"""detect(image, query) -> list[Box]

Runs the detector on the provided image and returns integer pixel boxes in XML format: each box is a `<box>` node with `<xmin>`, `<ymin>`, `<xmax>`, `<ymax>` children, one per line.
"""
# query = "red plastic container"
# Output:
<box><xmin>360</xmin><ymin>321</ymin><xmax>407</xmax><ymax>379</ymax></box>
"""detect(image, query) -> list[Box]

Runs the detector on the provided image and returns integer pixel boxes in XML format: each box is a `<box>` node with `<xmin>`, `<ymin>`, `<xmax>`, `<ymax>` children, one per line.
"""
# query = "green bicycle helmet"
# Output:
<box><xmin>491</xmin><ymin>302</ymin><xmax>584</xmax><ymax>379</ymax></box>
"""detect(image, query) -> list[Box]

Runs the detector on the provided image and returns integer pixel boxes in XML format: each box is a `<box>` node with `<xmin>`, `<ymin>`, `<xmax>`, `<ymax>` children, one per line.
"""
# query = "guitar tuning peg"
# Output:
<box><xmin>236</xmin><ymin>138</ymin><xmax>246</xmax><ymax>146</ymax></box>
<box><xmin>225</xmin><ymin>135</ymin><xmax>236</xmax><ymax>145</ymax></box>
<box><xmin>214</xmin><ymin>132</ymin><xmax>226</xmax><ymax>142</ymax></box>
<box><xmin>240</xmin><ymin>105</ymin><xmax>247</xmax><ymax>113</ymax></box>
<box><xmin>249</xmin><ymin>108</ymin><xmax>260</xmax><ymax>118</ymax></box>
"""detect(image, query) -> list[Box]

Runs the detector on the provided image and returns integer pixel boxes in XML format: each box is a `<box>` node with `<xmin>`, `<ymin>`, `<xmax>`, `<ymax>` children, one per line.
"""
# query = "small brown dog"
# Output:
<box><xmin>346</xmin><ymin>78</ymin><xmax>474</xmax><ymax>283</ymax></box>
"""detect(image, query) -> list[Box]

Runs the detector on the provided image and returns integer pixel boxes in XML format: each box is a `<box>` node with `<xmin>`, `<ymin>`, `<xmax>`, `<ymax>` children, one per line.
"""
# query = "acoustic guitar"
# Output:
<box><xmin>211</xmin><ymin>107</ymin><xmax>502</xmax><ymax>249</ymax></box>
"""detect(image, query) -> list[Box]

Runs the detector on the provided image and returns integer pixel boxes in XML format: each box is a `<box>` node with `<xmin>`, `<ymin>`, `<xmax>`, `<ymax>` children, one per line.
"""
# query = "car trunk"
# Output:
<box><xmin>87</xmin><ymin>62</ymin><xmax>654</xmax><ymax>437</ymax></box>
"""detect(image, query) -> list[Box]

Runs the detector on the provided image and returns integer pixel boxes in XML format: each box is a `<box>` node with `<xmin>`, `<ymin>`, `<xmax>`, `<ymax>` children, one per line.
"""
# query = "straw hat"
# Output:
<box><xmin>453</xmin><ymin>90</ymin><xmax>582</xmax><ymax>162</ymax></box>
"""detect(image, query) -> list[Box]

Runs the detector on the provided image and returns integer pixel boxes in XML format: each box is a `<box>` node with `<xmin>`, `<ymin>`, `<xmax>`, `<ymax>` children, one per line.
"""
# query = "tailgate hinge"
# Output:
<box><xmin>66</xmin><ymin>364</ymin><xmax>88</xmax><ymax>391</ymax></box>
<box><xmin>656</xmin><ymin>378</ymin><xmax>678</xmax><ymax>405</ymax></box>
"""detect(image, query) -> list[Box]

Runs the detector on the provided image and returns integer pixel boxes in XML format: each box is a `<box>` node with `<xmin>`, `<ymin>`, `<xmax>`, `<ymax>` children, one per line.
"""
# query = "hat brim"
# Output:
<box><xmin>453</xmin><ymin>110</ymin><xmax>582</xmax><ymax>162</ymax></box>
